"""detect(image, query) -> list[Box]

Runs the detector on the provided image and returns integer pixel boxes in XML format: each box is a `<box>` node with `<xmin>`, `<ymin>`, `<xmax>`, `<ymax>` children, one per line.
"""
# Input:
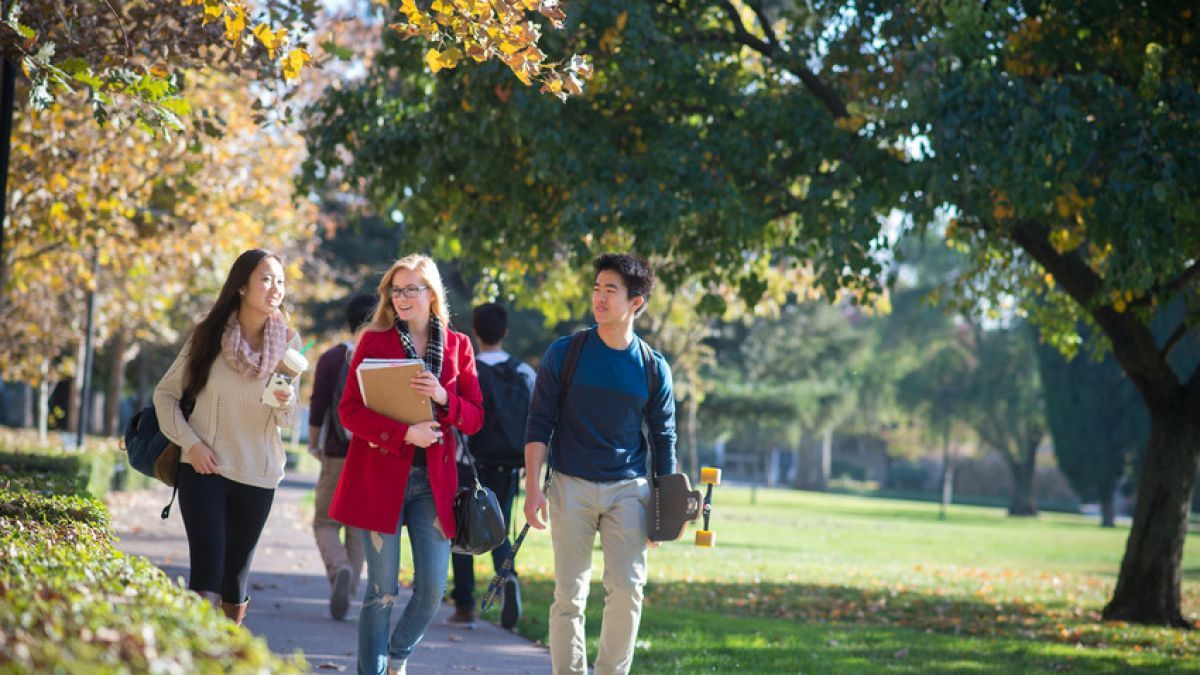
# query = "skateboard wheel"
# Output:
<box><xmin>700</xmin><ymin>467</ymin><xmax>722</xmax><ymax>485</ymax></box>
<box><xmin>695</xmin><ymin>530</ymin><xmax>715</xmax><ymax>547</ymax></box>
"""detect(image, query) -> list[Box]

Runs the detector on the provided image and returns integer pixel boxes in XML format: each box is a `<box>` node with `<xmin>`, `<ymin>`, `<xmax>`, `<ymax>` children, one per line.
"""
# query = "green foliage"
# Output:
<box><xmin>301</xmin><ymin>0</ymin><xmax>904</xmax><ymax>305</ymax></box>
<box><xmin>301</xmin><ymin>0</ymin><xmax>1200</xmax><ymax>621</ymax></box>
<box><xmin>0</xmin><ymin>452</ymin><xmax>304</xmax><ymax>673</ymax></box>
<box><xmin>1036</xmin><ymin>321</ymin><xmax>1149</xmax><ymax>505</ymax></box>
<box><xmin>704</xmin><ymin>300</ymin><xmax>871</xmax><ymax>443</ymax></box>
<box><xmin>962</xmin><ymin>324</ymin><xmax>1046</xmax><ymax>465</ymax></box>
<box><xmin>902</xmin><ymin>0</ymin><xmax>1200</xmax><ymax>345</ymax></box>
<box><xmin>0</xmin><ymin>446</ymin><xmax>154</xmax><ymax>500</ymax></box>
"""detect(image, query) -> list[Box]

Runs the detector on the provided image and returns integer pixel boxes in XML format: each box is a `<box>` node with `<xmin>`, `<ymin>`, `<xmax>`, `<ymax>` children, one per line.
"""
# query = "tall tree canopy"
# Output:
<box><xmin>303</xmin><ymin>0</ymin><xmax>1200</xmax><ymax>626</ymax></box>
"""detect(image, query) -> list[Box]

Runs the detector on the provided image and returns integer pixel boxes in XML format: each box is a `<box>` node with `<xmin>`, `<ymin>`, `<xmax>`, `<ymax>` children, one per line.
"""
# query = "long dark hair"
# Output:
<box><xmin>183</xmin><ymin>249</ymin><xmax>283</xmax><ymax>399</ymax></box>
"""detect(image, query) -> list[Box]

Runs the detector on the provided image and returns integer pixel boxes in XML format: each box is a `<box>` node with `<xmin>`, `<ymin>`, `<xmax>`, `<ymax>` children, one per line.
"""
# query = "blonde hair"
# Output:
<box><xmin>363</xmin><ymin>254</ymin><xmax>451</xmax><ymax>333</ymax></box>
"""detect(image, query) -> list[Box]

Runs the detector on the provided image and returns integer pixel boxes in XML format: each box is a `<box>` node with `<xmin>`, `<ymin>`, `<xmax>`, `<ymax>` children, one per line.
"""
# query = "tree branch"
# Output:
<box><xmin>713</xmin><ymin>0</ymin><xmax>849</xmax><ymax>118</ymax></box>
<box><xmin>1131</xmin><ymin>258</ymin><xmax>1200</xmax><ymax>309</ymax></box>
<box><xmin>9</xmin><ymin>239</ymin><xmax>69</xmax><ymax>265</ymax></box>
<box><xmin>1160</xmin><ymin>322</ymin><xmax>1191</xmax><ymax>361</ymax></box>
<box><xmin>747</xmin><ymin>0</ymin><xmax>779</xmax><ymax>48</ymax></box>
<box><xmin>100</xmin><ymin>0</ymin><xmax>132</xmax><ymax>59</ymax></box>
<box><xmin>1008</xmin><ymin>219</ymin><xmax>1180</xmax><ymax>408</ymax></box>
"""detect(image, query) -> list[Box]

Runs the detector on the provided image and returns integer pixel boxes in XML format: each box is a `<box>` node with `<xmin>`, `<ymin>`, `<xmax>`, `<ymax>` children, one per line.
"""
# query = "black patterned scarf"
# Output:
<box><xmin>394</xmin><ymin>314</ymin><xmax>444</xmax><ymax>378</ymax></box>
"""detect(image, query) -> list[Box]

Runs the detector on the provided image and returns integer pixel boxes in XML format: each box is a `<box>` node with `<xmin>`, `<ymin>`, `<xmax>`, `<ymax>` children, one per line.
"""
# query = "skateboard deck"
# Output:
<box><xmin>648</xmin><ymin>473</ymin><xmax>702</xmax><ymax>541</ymax></box>
<box><xmin>648</xmin><ymin>467</ymin><xmax>721</xmax><ymax>545</ymax></box>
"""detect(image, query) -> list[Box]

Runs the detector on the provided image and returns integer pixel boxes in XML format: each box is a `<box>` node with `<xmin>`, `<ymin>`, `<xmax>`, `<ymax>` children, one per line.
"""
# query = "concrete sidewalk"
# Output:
<box><xmin>107</xmin><ymin>472</ymin><xmax>550</xmax><ymax>674</ymax></box>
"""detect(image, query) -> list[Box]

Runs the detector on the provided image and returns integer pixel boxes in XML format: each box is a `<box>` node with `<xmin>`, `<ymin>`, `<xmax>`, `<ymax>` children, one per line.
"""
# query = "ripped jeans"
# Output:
<box><xmin>357</xmin><ymin>466</ymin><xmax>451</xmax><ymax>675</ymax></box>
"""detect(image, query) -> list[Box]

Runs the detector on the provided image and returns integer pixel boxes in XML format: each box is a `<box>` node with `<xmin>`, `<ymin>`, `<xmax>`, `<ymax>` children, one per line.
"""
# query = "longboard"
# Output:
<box><xmin>648</xmin><ymin>467</ymin><xmax>721</xmax><ymax>546</ymax></box>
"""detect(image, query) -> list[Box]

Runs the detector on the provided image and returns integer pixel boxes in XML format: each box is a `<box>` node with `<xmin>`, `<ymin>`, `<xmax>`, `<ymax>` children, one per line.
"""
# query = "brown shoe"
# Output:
<box><xmin>221</xmin><ymin>597</ymin><xmax>249</xmax><ymax>625</ymax></box>
<box><xmin>330</xmin><ymin>566</ymin><xmax>353</xmax><ymax>621</ymax></box>
<box><xmin>446</xmin><ymin>607</ymin><xmax>476</xmax><ymax>627</ymax></box>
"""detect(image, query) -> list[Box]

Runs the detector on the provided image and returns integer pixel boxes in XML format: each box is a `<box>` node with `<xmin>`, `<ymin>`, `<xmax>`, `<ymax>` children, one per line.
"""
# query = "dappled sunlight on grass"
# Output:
<box><xmin>491</xmin><ymin>486</ymin><xmax>1200</xmax><ymax>672</ymax></box>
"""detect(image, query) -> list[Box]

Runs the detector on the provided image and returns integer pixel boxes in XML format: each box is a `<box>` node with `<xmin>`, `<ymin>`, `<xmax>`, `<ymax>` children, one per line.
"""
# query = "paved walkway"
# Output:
<box><xmin>107</xmin><ymin>473</ymin><xmax>551</xmax><ymax>674</ymax></box>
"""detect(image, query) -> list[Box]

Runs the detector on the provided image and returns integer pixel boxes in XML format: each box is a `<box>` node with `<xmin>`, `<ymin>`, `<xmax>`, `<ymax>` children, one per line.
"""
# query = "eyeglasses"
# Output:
<box><xmin>389</xmin><ymin>285</ymin><xmax>429</xmax><ymax>299</ymax></box>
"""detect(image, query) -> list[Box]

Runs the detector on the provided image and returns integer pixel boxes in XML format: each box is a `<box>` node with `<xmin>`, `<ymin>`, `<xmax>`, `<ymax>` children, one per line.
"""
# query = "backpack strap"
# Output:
<box><xmin>541</xmin><ymin>329</ymin><xmax>590</xmax><ymax>483</ymax></box>
<box><xmin>636</xmin><ymin>338</ymin><xmax>663</xmax><ymax>481</ymax></box>
<box><xmin>161</xmin><ymin>391</ymin><xmax>195</xmax><ymax>520</ymax></box>
<box><xmin>558</xmin><ymin>329</ymin><xmax>590</xmax><ymax>409</ymax></box>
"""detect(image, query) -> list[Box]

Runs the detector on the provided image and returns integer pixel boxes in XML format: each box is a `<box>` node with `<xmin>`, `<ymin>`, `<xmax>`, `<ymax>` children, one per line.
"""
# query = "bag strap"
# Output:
<box><xmin>161</xmin><ymin>391</ymin><xmax>196</xmax><ymax>520</ymax></box>
<box><xmin>543</xmin><ymin>329</ymin><xmax>589</xmax><ymax>480</ymax></box>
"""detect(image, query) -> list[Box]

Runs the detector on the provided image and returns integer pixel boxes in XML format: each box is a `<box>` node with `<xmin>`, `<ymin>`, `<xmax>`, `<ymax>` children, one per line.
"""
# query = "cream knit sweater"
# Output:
<box><xmin>154</xmin><ymin>333</ymin><xmax>301</xmax><ymax>489</ymax></box>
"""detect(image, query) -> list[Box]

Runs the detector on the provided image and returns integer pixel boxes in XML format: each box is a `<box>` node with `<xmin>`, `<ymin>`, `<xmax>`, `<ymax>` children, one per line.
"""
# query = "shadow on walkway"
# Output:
<box><xmin>108</xmin><ymin>472</ymin><xmax>549</xmax><ymax>674</ymax></box>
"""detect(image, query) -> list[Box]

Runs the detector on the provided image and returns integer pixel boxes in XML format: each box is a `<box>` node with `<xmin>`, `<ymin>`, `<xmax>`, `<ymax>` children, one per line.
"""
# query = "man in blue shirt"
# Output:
<box><xmin>524</xmin><ymin>253</ymin><xmax>677</xmax><ymax>675</ymax></box>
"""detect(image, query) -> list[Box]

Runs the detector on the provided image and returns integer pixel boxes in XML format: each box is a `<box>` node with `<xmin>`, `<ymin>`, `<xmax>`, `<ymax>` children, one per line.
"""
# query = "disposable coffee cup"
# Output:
<box><xmin>262</xmin><ymin>348</ymin><xmax>309</xmax><ymax>407</ymax></box>
<box><xmin>278</xmin><ymin>348</ymin><xmax>308</xmax><ymax>379</ymax></box>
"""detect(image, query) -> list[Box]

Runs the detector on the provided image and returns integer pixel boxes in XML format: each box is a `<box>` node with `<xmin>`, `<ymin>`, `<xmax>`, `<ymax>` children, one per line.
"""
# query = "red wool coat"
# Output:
<box><xmin>329</xmin><ymin>327</ymin><xmax>483</xmax><ymax>536</ymax></box>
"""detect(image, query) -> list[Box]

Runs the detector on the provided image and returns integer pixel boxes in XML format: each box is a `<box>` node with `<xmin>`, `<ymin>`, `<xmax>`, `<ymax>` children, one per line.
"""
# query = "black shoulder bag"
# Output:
<box><xmin>451</xmin><ymin>441</ymin><xmax>509</xmax><ymax>555</ymax></box>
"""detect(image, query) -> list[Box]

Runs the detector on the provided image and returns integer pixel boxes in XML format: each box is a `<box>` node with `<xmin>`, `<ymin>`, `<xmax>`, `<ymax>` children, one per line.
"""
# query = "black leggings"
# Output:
<box><xmin>177</xmin><ymin>463</ymin><xmax>275</xmax><ymax>603</ymax></box>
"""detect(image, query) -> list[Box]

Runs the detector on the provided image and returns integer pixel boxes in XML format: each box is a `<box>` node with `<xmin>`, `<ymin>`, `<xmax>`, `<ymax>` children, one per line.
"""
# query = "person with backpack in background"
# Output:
<box><xmin>153</xmin><ymin>248</ymin><xmax>303</xmax><ymax>626</ymax></box>
<box><xmin>447</xmin><ymin>303</ymin><xmax>536</xmax><ymax>629</ymax></box>
<box><xmin>524</xmin><ymin>253</ymin><xmax>677</xmax><ymax>675</ymax></box>
<box><xmin>307</xmin><ymin>293</ymin><xmax>377</xmax><ymax>620</ymax></box>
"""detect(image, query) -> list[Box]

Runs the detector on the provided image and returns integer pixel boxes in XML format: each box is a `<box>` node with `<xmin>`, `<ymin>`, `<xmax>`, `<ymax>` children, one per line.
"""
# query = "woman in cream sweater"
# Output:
<box><xmin>155</xmin><ymin>248</ymin><xmax>301</xmax><ymax>625</ymax></box>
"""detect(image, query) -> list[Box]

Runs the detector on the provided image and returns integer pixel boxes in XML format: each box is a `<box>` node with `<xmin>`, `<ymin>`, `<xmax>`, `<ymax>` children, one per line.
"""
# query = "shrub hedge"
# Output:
<box><xmin>0</xmin><ymin>451</ymin><xmax>304</xmax><ymax>673</ymax></box>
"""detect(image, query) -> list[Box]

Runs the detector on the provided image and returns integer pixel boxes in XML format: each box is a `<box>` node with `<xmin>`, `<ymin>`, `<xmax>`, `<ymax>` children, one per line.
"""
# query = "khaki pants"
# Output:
<box><xmin>314</xmin><ymin>454</ymin><xmax>364</xmax><ymax>589</ymax></box>
<box><xmin>548</xmin><ymin>473</ymin><xmax>650</xmax><ymax>675</ymax></box>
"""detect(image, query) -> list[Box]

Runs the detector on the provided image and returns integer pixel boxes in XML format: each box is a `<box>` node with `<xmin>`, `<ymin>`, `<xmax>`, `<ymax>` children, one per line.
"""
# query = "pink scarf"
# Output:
<box><xmin>221</xmin><ymin>312</ymin><xmax>288</xmax><ymax>380</ymax></box>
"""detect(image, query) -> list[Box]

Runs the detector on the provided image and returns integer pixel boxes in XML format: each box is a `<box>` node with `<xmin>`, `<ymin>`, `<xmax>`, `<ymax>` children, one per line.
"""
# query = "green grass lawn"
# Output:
<box><xmin>448</xmin><ymin>487</ymin><xmax>1200</xmax><ymax>673</ymax></box>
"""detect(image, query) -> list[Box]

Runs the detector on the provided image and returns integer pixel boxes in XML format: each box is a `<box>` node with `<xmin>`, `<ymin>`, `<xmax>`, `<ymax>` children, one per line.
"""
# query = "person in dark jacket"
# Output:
<box><xmin>307</xmin><ymin>293</ymin><xmax>377</xmax><ymax>620</ymax></box>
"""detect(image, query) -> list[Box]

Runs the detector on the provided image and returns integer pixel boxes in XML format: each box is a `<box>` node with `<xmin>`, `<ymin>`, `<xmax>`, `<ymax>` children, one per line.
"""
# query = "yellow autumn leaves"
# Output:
<box><xmin>188</xmin><ymin>0</ymin><xmax>310</xmax><ymax>81</ymax></box>
<box><xmin>985</xmin><ymin>185</ymin><xmax>1141</xmax><ymax>313</ymax></box>
<box><xmin>392</xmin><ymin>0</ymin><xmax>591</xmax><ymax>100</ymax></box>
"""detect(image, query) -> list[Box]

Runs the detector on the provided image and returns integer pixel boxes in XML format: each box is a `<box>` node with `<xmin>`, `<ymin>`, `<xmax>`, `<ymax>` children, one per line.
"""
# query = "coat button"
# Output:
<box><xmin>380</xmin><ymin>432</ymin><xmax>389</xmax><ymax>441</ymax></box>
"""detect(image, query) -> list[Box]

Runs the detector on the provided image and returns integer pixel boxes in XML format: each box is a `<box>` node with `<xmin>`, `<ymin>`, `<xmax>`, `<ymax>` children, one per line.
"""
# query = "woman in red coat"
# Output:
<box><xmin>329</xmin><ymin>254</ymin><xmax>483</xmax><ymax>675</ymax></box>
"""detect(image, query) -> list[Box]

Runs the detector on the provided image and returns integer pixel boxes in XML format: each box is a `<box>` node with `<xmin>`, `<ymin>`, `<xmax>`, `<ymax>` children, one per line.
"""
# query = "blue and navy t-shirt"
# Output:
<box><xmin>525</xmin><ymin>328</ymin><xmax>677</xmax><ymax>481</ymax></box>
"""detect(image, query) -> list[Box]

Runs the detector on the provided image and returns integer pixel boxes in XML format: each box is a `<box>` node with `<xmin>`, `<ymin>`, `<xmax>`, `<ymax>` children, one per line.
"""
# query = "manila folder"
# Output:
<box><xmin>356</xmin><ymin>358</ymin><xmax>434</xmax><ymax>425</ymax></box>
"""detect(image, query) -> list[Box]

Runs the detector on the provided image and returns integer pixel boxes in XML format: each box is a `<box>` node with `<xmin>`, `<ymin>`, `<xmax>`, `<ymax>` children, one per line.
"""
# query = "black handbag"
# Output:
<box><xmin>451</xmin><ymin>444</ymin><xmax>507</xmax><ymax>555</ymax></box>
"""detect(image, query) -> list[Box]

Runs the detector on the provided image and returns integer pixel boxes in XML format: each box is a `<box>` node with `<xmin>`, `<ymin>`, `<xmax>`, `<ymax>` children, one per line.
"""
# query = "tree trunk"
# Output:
<box><xmin>818</xmin><ymin>425</ymin><xmax>833</xmax><ymax>490</ymax></box>
<box><xmin>1102</xmin><ymin>408</ymin><xmax>1200</xmax><ymax>627</ymax></box>
<box><xmin>686</xmin><ymin>395</ymin><xmax>699</xmax><ymax>480</ymax></box>
<box><xmin>1007</xmin><ymin>437</ymin><xmax>1040</xmax><ymax>517</ymax></box>
<box><xmin>939</xmin><ymin>424</ymin><xmax>954</xmax><ymax>520</ymax></box>
<box><xmin>66</xmin><ymin>339</ymin><xmax>85</xmax><ymax>436</ymax></box>
<box><xmin>791</xmin><ymin>426</ymin><xmax>804</xmax><ymax>488</ymax></box>
<box><xmin>104</xmin><ymin>329</ymin><xmax>129</xmax><ymax>436</ymax></box>
<box><xmin>1100</xmin><ymin>490</ymin><xmax>1117</xmax><ymax>528</ymax></box>
<box><xmin>21</xmin><ymin>382</ymin><xmax>33</xmax><ymax>427</ymax></box>
<box><xmin>36</xmin><ymin>360</ymin><xmax>50</xmax><ymax>443</ymax></box>
<box><xmin>135</xmin><ymin>350</ymin><xmax>152</xmax><ymax>409</ymax></box>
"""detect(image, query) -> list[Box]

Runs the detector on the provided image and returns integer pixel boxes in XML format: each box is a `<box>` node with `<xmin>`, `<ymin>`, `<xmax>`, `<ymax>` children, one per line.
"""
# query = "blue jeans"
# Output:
<box><xmin>357</xmin><ymin>466</ymin><xmax>451</xmax><ymax>675</ymax></box>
